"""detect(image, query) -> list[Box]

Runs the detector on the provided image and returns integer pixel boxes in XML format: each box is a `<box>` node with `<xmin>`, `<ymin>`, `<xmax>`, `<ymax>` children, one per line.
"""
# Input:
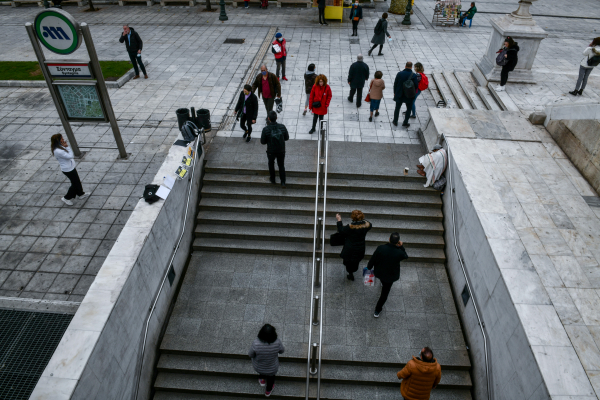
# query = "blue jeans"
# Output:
<box><xmin>370</xmin><ymin>99</ymin><xmax>381</xmax><ymax>112</ymax></box>
<box><xmin>411</xmin><ymin>91</ymin><xmax>420</xmax><ymax>117</ymax></box>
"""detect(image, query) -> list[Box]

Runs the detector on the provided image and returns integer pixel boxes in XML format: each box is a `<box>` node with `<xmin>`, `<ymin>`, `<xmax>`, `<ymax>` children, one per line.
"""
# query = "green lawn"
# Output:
<box><xmin>0</xmin><ymin>61</ymin><xmax>134</xmax><ymax>81</ymax></box>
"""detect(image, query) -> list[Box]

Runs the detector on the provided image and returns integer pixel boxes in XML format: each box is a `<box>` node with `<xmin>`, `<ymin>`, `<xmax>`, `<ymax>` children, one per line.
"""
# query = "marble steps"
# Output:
<box><xmin>476</xmin><ymin>86</ymin><xmax>502</xmax><ymax>111</ymax></box>
<box><xmin>426</xmin><ymin>73</ymin><xmax>445</xmax><ymax>107</ymax></box>
<box><xmin>487</xmin><ymin>82</ymin><xmax>520</xmax><ymax>111</ymax></box>
<box><xmin>442</xmin><ymin>71</ymin><xmax>473</xmax><ymax>110</ymax></box>
<box><xmin>194</xmin><ymin>225</ymin><xmax>445</xmax><ymax>249</ymax></box>
<box><xmin>453</xmin><ymin>71</ymin><xmax>487</xmax><ymax>110</ymax></box>
<box><xmin>196</xmin><ymin>211</ymin><xmax>444</xmax><ymax>235</ymax></box>
<box><xmin>198</xmin><ymin>198</ymin><xmax>444</xmax><ymax>221</ymax></box>
<box><xmin>192</xmin><ymin>238</ymin><xmax>446</xmax><ymax>262</ymax></box>
<box><xmin>431</xmin><ymin>72</ymin><xmax>458</xmax><ymax>109</ymax></box>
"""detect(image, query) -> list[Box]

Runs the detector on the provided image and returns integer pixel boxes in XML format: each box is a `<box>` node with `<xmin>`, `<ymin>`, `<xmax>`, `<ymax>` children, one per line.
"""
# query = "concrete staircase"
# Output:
<box><xmin>153</xmin><ymin>151</ymin><xmax>472</xmax><ymax>399</ymax></box>
<box><xmin>430</xmin><ymin>70</ymin><xmax>502</xmax><ymax>111</ymax></box>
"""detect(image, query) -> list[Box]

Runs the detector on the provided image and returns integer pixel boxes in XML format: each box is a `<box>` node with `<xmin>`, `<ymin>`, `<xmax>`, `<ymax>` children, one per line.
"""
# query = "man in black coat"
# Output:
<box><xmin>367</xmin><ymin>232</ymin><xmax>409</xmax><ymax>317</ymax></box>
<box><xmin>347</xmin><ymin>54</ymin><xmax>370</xmax><ymax>107</ymax></box>
<box><xmin>261</xmin><ymin>111</ymin><xmax>289</xmax><ymax>188</ymax></box>
<box><xmin>235</xmin><ymin>84</ymin><xmax>259</xmax><ymax>143</ymax></box>
<box><xmin>119</xmin><ymin>25</ymin><xmax>147</xmax><ymax>79</ymax></box>
<box><xmin>393</xmin><ymin>62</ymin><xmax>419</xmax><ymax>128</ymax></box>
<box><xmin>317</xmin><ymin>0</ymin><xmax>327</xmax><ymax>26</ymax></box>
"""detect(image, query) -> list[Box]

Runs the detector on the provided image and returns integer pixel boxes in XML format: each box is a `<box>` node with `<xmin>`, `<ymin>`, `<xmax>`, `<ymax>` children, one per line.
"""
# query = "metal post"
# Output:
<box><xmin>320</xmin><ymin>122</ymin><xmax>325</xmax><ymax>156</ymax></box>
<box><xmin>402</xmin><ymin>0</ymin><xmax>412</xmax><ymax>25</ymax></box>
<box><xmin>312</xmin><ymin>296</ymin><xmax>320</xmax><ymax>325</ymax></box>
<box><xmin>310</xmin><ymin>343</ymin><xmax>319</xmax><ymax>375</ymax></box>
<box><xmin>319</xmin><ymin>161</ymin><xmax>324</xmax><ymax>195</ymax></box>
<box><xmin>314</xmin><ymin>257</ymin><xmax>321</xmax><ymax>288</ymax></box>
<box><xmin>80</xmin><ymin>23</ymin><xmax>128</xmax><ymax>159</ymax></box>
<box><xmin>219</xmin><ymin>0</ymin><xmax>228</xmax><ymax>21</ymax></box>
<box><xmin>25</xmin><ymin>23</ymin><xmax>81</xmax><ymax>157</ymax></box>
<box><xmin>317</xmin><ymin>217</ymin><xmax>322</xmax><ymax>250</ymax></box>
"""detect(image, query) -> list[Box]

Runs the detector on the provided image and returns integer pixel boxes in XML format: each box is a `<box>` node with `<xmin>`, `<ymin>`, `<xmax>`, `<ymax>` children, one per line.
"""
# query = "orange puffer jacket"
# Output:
<box><xmin>397</xmin><ymin>357</ymin><xmax>442</xmax><ymax>400</ymax></box>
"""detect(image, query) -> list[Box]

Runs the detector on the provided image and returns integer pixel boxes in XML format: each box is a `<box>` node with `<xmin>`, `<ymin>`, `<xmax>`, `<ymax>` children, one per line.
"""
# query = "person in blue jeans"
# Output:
<box><xmin>409</xmin><ymin>62</ymin><xmax>425</xmax><ymax>119</ymax></box>
<box><xmin>368</xmin><ymin>71</ymin><xmax>385</xmax><ymax>122</ymax></box>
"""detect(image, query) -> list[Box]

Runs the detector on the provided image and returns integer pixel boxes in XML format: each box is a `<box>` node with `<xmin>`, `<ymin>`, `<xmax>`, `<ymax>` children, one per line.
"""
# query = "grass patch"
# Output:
<box><xmin>0</xmin><ymin>61</ymin><xmax>134</xmax><ymax>81</ymax></box>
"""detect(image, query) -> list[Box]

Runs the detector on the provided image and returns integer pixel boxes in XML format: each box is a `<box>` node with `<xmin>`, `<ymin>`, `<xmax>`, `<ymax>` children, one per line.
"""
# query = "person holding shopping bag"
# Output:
<box><xmin>308</xmin><ymin>74</ymin><xmax>332</xmax><ymax>134</ymax></box>
<box><xmin>367</xmin><ymin>71</ymin><xmax>385</xmax><ymax>122</ymax></box>
<box><xmin>51</xmin><ymin>134</ymin><xmax>88</xmax><ymax>206</ymax></box>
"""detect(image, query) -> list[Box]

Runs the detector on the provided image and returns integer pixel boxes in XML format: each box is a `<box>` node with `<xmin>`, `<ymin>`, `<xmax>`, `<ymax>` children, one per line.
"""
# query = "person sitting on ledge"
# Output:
<box><xmin>416</xmin><ymin>144</ymin><xmax>447</xmax><ymax>188</ymax></box>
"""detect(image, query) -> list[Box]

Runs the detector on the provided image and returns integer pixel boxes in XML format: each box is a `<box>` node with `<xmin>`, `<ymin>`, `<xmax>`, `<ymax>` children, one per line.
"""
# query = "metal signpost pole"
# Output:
<box><xmin>25</xmin><ymin>22</ymin><xmax>81</xmax><ymax>157</ymax></box>
<box><xmin>80</xmin><ymin>23</ymin><xmax>127</xmax><ymax>159</ymax></box>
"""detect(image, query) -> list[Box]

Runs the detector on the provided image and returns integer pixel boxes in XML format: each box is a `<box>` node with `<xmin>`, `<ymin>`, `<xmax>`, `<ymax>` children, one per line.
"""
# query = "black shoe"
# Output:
<box><xmin>378</xmin><ymin>53</ymin><xmax>383</xmax><ymax>56</ymax></box>
<box><xmin>270</xmin><ymin>178</ymin><xmax>276</xmax><ymax>184</ymax></box>
<box><xmin>356</xmin><ymin>103</ymin><xmax>361</xmax><ymax>108</ymax></box>
<box><xmin>246</xmin><ymin>136</ymin><xmax>251</xmax><ymax>142</ymax></box>
<box><xmin>369</xmin><ymin>116</ymin><xmax>373</xmax><ymax>122</ymax></box>
<box><xmin>281</xmin><ymin>182</ymin><xmax>286</xmax><ymax>188</ymax></box>
<box><xmin>375</xmin><ymin>111</ymin><xmax>379</xmax><ymax>116</ymax></box>
<box><xmin>392</xmin><ymin>121</ymin><xmax>398</xmax><ymax>126</ymax></box>
<box><xmin>347</xmin><ymin>273</ymin><xmax>354</xmax><ymax>281</ymax></box>
<box><xmin>402</xmin><ymin>123</ymin><xmax>410</xmax><ymax>128</ymax></box>
<box><xmin>309</xmin><ymin>128</ymin><xmax>316</xmax><ymax>134</ymax></box>
<box><xmin>324</xmin><ymin>22</ymin><xmax>328</xmax><ymax>25</ymax></box>
<box><xmin>368</xmin><ymin>49</ymin><xmax>372</xmax><ymax>56</ymax></box>
<box><xmin>569</xmin><ymin>90</ymin><xmax>578</xmax><ymax>96</ymax></box>
<box><xmin>578</xmin><ymin>89</ymin><xmax>583</xmax><ymax>95</ymax></box>
<box><xmin>374</xmin><ymin>311</ymin><xmax>380</xmax><ymax>318</ymax></box>
<box><xmin>410</xmin><ymin>115</ymin><xmax>416</xmax><ymax>119</ymax></box>
<box><xmin>347</xmin><ymin>97</ymin><xmax>353</xmax><ymax>103</ymax></box>
<box><xmin>243</xmin><ymin>131</ymin><xmax>248</xmax><ymax>138</ymax></box>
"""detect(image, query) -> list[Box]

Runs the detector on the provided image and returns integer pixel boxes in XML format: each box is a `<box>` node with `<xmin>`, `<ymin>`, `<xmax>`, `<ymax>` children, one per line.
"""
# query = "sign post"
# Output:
<box><xmin>26</xmin><ymin>9</ymin><xmax>128</xmax><ymax>159</ymax></box>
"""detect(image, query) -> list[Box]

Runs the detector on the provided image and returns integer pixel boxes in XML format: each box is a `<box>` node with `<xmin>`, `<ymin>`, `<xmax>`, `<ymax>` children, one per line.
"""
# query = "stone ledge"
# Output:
<box><xmin>0</xmin><ymin>297</ymin><xmax>80</xmax><ymax>314</ymax></box>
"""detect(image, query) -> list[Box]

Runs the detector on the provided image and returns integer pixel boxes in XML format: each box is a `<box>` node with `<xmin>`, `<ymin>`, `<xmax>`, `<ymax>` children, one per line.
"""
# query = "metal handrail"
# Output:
<box><xmin>132</xmin><ymin>133</ymin><xmax>203</xmax><ymax>400</ymax></box>
<box><xmin>442</xmin><ymin>134</ymin><xmax>492</xmax><ymax>400</ymax></box>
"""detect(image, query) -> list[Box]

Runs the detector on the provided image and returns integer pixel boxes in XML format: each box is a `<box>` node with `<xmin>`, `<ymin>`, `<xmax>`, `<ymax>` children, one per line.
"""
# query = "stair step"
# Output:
<box><xmin>198</xmin><ymin>198</ymin><xmax>443</xmax><ymax>221</ymax></box>
<box><xmin>432</xmin><ymin>72</ymin><xmax>458</xmax><ymax>109</ymax></box>
<box><xmin>476</xmin><ymin>86</ymin><xmax>502</xmax><ymax>111</ymax></box>
<box><xmin>487</xmin><ymin>82</ymin><xmax>519</xmax><ymax>111</ymax></box>
<box><xmin>201</xmin><ymin>186</ymin><xmax>442</xmax><ymax>209</ymax></box>
<box><xmin>426</xmin><ymin>73</ymin><xmax>445</xmax><ymax>107</ymax></box>
<box><xmin>196</xmin><ymin>212</ymin><xmax>444</xmax><ymax>234</ymax></box>
<box><xmin>442</xmin><ymin>71</ymin><xmax>473</xmax><ymax>110</ymax></box>
<box><xmin>154</xmin><ymin>372</ymin><xmax>472</xmax><ymax>399</ymax></box>
<box><xmin>453</xmin><ymin>71</ymin><xmax>487</xmax><ymax>110</ymax></box>
<box><xmin>192</xmin><ymin>238</ymin><xmax>446</xmax><ymax>262</ymax></box>
<box><xmin>203</xmin><ymin>173</ymin><xmax>438</xmax><ymax>196</ymax></box>
<box><xmin>156</xmin><ymin>354</ymin><xmax>472</xmax><ymax>388</ymax></box>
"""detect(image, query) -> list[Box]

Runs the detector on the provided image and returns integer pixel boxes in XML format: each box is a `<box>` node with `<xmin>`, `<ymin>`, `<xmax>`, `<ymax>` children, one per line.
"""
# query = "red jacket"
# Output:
<box><xmin>309</xmin><ymin>84</ymin><xmax>332</xmax><ymax>115</ymax></box>
<box><xmin>272</xmin><ymin>39</ymin><xmax>287</xmax><ymax>59</ymax></box>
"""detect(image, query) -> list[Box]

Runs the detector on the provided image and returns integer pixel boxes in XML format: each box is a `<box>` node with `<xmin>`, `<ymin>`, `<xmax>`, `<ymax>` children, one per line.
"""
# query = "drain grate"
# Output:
<box><xmin>0</xmin><ymin>310</ymin><xmax>73</xmax><ymax>400</ymax></box>
<box><xmin>224</xmin><ymin>38</ymin><xmax>245</xmax><ymax>44</ymax></box>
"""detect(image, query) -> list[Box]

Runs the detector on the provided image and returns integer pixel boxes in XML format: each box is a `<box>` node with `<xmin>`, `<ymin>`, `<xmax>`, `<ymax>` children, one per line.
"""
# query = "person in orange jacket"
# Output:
<box><xmin>272</xmin><ymin>33</ymin><xmax>288</xmax><ymax>81</ymax></box>
<box><xmin>397</xmin><ymin>347</ymin><xmax>442</xmax><ymax>400</ymax></box>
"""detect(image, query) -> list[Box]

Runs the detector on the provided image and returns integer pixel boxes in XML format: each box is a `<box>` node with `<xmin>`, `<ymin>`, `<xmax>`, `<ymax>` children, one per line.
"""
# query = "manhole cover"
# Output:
<box><xmin>349</xmin><ymin>39</ymin><xmax>359</xmax><ymax>44</ymax></box>
<box><xmin>224</xmin><ymin>38</ymin><xmax>245</xmax><ymax>44</ymax></box>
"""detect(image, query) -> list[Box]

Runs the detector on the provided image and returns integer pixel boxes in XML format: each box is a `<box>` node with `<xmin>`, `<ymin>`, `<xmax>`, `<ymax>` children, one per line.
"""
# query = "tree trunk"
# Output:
<box><xmin>88</xmin><ymin>0</ymin><xmax>96</xmax><ymax>11</ymax></box>
<box><xmin>205</xmin><ymin>0</ymin><xmax>212</xmax><ymax>10</ymax></box>
<box><xmin>388</xmin><ymin>0</ymin><xmax>412</xmax><ymax>14</ymax></box>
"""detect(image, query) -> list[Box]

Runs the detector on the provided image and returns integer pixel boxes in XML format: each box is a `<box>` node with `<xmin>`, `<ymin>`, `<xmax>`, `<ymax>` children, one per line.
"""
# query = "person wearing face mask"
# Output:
<box><xmin>349</xmin><ymin>1</ymin><xmax>363</xmax><ymax>37</ymax></box>
<box><xmin>271</xmin><ymin>33</ymin><xmax>288</xmax><ymax>81</ymax></box>
<box><xmin>235</xmin><ymin>84</ymin><xmax>259</xmax><ymax>143</ymax></box>
<box><xmin>252</xmin><ymin>64</ymin><xmax>282</xmax><ymax>117</ymax></box>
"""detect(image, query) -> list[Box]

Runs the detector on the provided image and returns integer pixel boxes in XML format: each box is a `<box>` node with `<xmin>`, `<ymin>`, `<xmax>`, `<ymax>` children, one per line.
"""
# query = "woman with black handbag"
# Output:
<box><xmin>308</xmin><ymin>74</ymin><xmax>332</xmax><ymax>134</ymax></box>
<box><xmin>335</xmin><ymin>210</ymin><xmax>372</xmax><ymax>281</ymax></box>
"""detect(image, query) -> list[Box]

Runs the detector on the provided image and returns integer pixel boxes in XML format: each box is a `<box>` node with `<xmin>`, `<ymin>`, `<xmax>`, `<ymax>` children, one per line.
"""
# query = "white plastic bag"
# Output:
<box><xmin>363</xmin><ymin>267</ymin><xmax>375</xmax><ymax>286</ymax></box>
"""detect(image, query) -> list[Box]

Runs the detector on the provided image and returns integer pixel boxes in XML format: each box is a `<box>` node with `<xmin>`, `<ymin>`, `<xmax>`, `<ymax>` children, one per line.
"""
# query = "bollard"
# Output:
<box><xmin>314</xmin><ymin>257</ymin><xmax>321</xmax><ymax>288</ymax></box>
<box><xmin>317</xmin><ymin>218</ymin><xmax>322</xmax><ymax>250</ymax></box>
<box><xmin>310</xmin><ymin>343</ymin><xmax>319</xmax><ymax>375</ymax></box>
<box><xmin>312</xmin><ymin>296</ymin><xmax>320</xmax><ymax>326</ymax></box>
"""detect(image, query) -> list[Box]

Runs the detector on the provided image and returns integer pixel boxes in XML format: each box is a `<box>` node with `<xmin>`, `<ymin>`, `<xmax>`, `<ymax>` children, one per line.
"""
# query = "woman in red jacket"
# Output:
<box><xmin>308</xmin><ymin>74</ymin><xmax>332</xmax><ymax>134</ymax></box>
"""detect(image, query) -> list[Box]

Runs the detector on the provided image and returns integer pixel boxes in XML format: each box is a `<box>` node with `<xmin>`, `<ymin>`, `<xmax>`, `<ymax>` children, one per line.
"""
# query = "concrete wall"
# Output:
<box><xmin>442</xmin><ymin>144</ymin><xmax>551</xmax><ymax>400</ymax></box>
<box><xmin>30</xmin><ymin>137</ymin><xmax>205</xmax><ymax>400</ymax></box>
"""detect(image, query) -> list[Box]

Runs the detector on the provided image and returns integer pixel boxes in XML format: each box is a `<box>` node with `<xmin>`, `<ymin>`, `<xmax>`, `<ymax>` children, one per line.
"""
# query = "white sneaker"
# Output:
<box><xmin>78</xmin><ymin>192</ymin><xmax>89</xmax><ymax>200</ymax></box>
<box><xmin>495</xmin><ymin>85</ymin><xmax>506</xmax><ymax>92</ymax></box>
<box><xmin>61</xmin><ymin>197</ymin><xmax>73</xmax><ymax>206</ymax></box>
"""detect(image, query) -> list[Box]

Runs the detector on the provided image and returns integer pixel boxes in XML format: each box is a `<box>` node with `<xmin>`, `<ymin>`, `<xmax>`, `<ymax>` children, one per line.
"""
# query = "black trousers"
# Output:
<box><xmin>500</xmin><ymin>65</ymin><xmax>510</xmax><ymax>86</ymax></box>
<box><xmin>128</xmin><ymin>51</ymin><xmax>147</xmax><ymax>76</ymax></box>
<box><xmin>349</xmin><ymin>87</ymin><xmax>363</xmax><ymax>105</ymax></box>
<box><xmin>240</xmin><ymin>113</ymin><xmax>253</xmax><ymax>136</ymax></box>
<box><xmin>312</xmin><ymin>114</ymin><xmax>324</xmax><ymax>130</ymax></box>
<box><xmin>62</xmin><ymin>168</ymin><xmax>84</xmax><ymax>200</ymax></box>
<box><xmin>343</xmin><ymin>259</ymin><xmax>360</xmax><ymax>274</ymax></box>
<box><xmin>375</xmin><ymin>280</ymin><xmax>394</xmax><ymax>313</ymax></box>
<box><xmin>393</xmin><ymin>99</ymin><xmax>414</xmax><ymax>125</ymax></box>
<box><xmin>370</xmin><ymin>44</ymin><xmax>383</xmax><ymax>54</ymax></box>
<box><xmin>259</xmin><ymin>374</ymin><xmax>276</xmax><ymax>392</ymax></box>
<box><xmin>318</xmin><ymin>7</ymin><xmax>326</xmax><ymax>23</ymax></box>
<box><xmin>352</xmin><ymin>20</ymin><xmax>359</xmax><ymax>34</ymax></box>
<box><xmin>263</xmin><ymin>97</ymin><xmax>275</xmax><ymax>113</ymax></box>
<box><xmin>267</xmin><ymin>152</ymin><xmax>286</xmax><ymax>184</ymax></box>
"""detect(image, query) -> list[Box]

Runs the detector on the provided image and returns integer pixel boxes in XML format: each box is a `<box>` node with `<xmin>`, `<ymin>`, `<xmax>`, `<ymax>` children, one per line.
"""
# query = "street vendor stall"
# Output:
<box><xmin>432</xmin><ymin>0</ymin><xmax>461</xmax><ymax>26</ymax></box>
<box><xmin>313</xmin><ymin>0</ymin><xmax>345</xmax><ymax>22</ymax></box>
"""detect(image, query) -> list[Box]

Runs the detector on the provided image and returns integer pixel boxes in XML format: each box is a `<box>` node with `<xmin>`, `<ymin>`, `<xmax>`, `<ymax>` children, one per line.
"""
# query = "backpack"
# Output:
<box><xmin>418</xmin><ymin>73</ymin><xmax>429</xmax><ymax>91</ymax></box>
<box><xmin>269</xmin><ymin>125</ymin><xmax>285</xmax><ymax>153</ymax></box>
<box><xmin>403</xmin><ymin>72</ymin><xmax>416</xmax><ymax>99</ymax></box>
<box><xmin>432</xmin><ymin>176</ymin><xmax>446</xmax><ymax>191</ymax></box>
<box><xmin>496</xmin><ymin>49</ymin><xmax>508</xmax><ymax>66</ymax></box>
<box><xmin>374</xmin><ymin>19</ymin><xmax>383</xmax><ymax>35</ymax></box>
<box><xmin>180</xmin><ymin>121</ymin><xmax>198</xmax><ymax>142</ymax></box>
<box><xmin>587</xmin><ymin>54</ymin><xmax>600</xmax><ymax>67</ymax></box>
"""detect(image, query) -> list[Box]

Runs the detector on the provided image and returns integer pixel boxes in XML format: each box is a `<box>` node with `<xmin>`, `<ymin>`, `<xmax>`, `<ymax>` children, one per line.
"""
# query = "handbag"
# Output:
<box><xmin>330</xmin><ymin>232</ymin><xmax>345</xmax><ymax>247</ymax></box>
<box><xmin>364</xmin><ymin>80</ymin><xmax>373</xmax><ymax>102</ymax></box>
<box><xmin>312</xmin><ymin>88</ymin><xmax>326</xmax><ymax>108</ymax></box>
<box><xmin>496</xmin><ymin>49</ymin><xmax>508</xmax><ymax>66</ymax></box>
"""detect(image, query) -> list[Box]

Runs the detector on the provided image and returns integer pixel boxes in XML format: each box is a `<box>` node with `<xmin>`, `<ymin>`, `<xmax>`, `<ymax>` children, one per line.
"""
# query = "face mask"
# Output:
<box><xmin>262</xmin><ymin>71</ymin><xmax>267</xmax><ymax>75</ymax></box>
<box><xmin>277</xmin><ymin>38</ymin><xmax>282</xmax><ymax>42</ymax></box>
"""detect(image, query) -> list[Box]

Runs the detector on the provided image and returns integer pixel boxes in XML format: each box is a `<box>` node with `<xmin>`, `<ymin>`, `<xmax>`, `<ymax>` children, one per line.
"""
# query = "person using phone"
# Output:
<box><xmin>119</xmin><ymin>25</ymin><xmax>148</xmax><ymax>80</ymax></box>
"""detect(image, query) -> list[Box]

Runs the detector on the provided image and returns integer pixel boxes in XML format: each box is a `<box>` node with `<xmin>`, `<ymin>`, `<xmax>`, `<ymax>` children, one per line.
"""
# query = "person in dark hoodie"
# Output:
<box><xmin>570</xmin><ymin>37</ymin><xmax>600</xmax><ymax>96</ymax></box>
<box><xmin>235</xmin><ymin>84</ymin><xmax>259</xmax><ymax>143</ymax></box>
<box><xmin>261</xmin><ymin>111</ymin><xmax>289</xmax><ymax>188</ymax></box>
<box><xmin>119</xmin><ymin>25</ymin><xmax>147</xmax><ymax>80</ymax></box>
<box><xmin>304</xmin><ymin>64</ymin><xmax>317</xmax><ymax>116</ymax></box>
<box><xmin>397</xmin><ymin>347</ymin><xmax>442</xmax><ymax>400</ymax></box>
<box><xmin>495</xmin><ymin>36</ymin><xmax>519</xmax><ymax>92</ymax></box>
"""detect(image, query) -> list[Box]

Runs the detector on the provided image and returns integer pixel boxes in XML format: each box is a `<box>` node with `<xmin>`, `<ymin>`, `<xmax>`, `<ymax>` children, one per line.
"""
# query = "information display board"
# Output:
<box><xmin>54</xmin><ymin>81</ymin><xmax>107</xmax><ymax>122</ymax></box>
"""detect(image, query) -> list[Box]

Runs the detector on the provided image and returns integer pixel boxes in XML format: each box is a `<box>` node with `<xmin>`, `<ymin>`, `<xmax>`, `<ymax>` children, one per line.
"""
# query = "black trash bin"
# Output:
<box><xmin>196</xmin><ymin>109</ymin><xmax>211</xmax><ymax>133</ymax></box>
<box><xmin>176</xmin><ymin>108</ymin><xmax>190</xmax><ymax>130</ymax></box>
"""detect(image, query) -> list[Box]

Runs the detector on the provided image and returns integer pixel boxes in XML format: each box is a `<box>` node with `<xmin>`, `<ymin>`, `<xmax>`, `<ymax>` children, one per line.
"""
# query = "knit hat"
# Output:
<box><xmin>433</xmin><ymin>144</ymin><xmax>443</xmax><ymax>150</ymax></box>
<box><xmin>275</xmin><ymin>33</ymin><xmax>283</xmax><ymax>38</ymax></box>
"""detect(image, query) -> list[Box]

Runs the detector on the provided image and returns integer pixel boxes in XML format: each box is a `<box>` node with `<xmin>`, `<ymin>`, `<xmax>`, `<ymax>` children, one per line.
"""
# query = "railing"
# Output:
<box><xmin>442</xmin><ymin>134</ymin><xmax>493</xmax><ymax>400</ymax></box>
<box><xmin>305</xmin><ymin>119</ymin><xmax>329</xmax><ymax>400</ymax></box>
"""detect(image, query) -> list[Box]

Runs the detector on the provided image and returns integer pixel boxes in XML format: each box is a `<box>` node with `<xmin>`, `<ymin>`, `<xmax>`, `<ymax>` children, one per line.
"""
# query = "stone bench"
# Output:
<box><xmin>159</xmin><ymin>0</ymin><xmax>195</xmax><ymax>5</ymax></box>
<box><xmin>231</xmin><ymin>0</ymin><xmax>262</xmax><ymax>7</ymax></box>
<box><xmin>12</xmin><ymin>0</ymin><xmax>88</xmax><ymax>6</ymax></box>
<box><xmin>277</xmin><ymin>0</ymin><xmax>311</xmax><ymax>7</ymax></box>
<box><xmin>118</xmin><ymin>0</ymin><xmax>155</xmax><ymax>6</ymax></box>
<box><xmin>11</xmin><ymin>0</ymin><xmax>43</xmax><ymax>7</ymax></box>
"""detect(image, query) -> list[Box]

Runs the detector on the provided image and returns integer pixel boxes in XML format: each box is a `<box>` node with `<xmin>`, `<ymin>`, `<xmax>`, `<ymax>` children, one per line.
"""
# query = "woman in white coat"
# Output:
<box><xmin>570</xmin><ymin>37</ymin><xmax>600</xmax><ymax>96</ymax></box>
<box><xmin>51</xmin><ymin>134</ymin><xmax>88</xmax><ymax>206</ymax></box>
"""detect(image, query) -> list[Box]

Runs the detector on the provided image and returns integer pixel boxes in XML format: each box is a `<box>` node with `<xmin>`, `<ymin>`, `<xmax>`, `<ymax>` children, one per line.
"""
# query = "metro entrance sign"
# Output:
<box><xmin>34</xmin><ymin>10</ymin><xmax>82</xmax><ymax>55</ymax></box>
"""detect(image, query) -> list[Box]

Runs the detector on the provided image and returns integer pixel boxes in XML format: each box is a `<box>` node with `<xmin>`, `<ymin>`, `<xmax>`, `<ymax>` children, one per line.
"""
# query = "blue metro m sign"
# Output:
<box><xmin>34</xmin><ymin>9</ymin><xmax>81</xmax><ymax>55</ymax></box>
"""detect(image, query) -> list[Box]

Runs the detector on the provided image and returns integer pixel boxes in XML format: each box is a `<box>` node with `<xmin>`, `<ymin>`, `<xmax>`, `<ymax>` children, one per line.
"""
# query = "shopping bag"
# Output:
<box><xmin>363</xmin><ymin>267</ymin><xmax>375</xmax><ymax>286</ymax></box>
<box><xmin>330</xmin><ymin>232</ymin><xmax>345</xmax><ymax>247</ymax></box>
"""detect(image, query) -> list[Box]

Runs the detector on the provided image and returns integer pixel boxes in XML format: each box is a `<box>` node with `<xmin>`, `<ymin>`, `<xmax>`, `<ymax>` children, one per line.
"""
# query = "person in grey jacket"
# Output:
<box><xmin>51</xmin><ymin>134</ymin><xmax>88</xmax><ymax>206</ymax></box>
<box><xmin>368</xmin><ymin>13</ymin><xmax>391</xmax><ymax>56</ymax></box>
<box><xmin>249</xmin><ymin>324</ymin><xmax>285</xmax><ymax>397</ymax></box>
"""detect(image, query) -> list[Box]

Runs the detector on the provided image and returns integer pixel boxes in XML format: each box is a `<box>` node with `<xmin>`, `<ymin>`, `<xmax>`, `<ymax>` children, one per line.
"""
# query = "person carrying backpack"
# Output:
<box><xmin>368</xmin><ymin>13</ymin><xmax>391</xmax><ymax>57</ymax></box>
<box><xmin>392</xmin><ymin>62</ymin><xmax>419</xmax><ymax>128</ymax></box>
<box><xmin>261</xmin><ymin>111</ymin><xmax>290</xmax><ymax>188</ymax></box>
<box><xmin>570</xmin><ymin>37</ymin><xmax>600</xmax><ymax>96</ymax></box>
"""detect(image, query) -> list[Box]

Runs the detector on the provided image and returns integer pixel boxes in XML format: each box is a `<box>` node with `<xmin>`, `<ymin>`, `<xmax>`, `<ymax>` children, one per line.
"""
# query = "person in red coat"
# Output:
<box><xmin>308</xmin><ymin>74</ymin><xmax>332</xmax><ymax>134</ymax></box>
<box><xmin>272</xmin><ymin>33</ymin><xmax>287</xmax><ymax>81</ymax></box>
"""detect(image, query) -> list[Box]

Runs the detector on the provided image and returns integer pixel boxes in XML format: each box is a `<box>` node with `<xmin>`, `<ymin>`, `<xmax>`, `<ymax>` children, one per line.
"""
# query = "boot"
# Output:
<box><xmin>569</xmin><ymin>90</ymin><xmax>578</xmax><ymax>96</ymax></box>
<box><xmin>368</xmin><ymin>49</ymin><xmax>372</xmax><ymax>56</ymax></box>
<box><xmin>578</xmin><ymin>89</ymin><xmax>583</xmax><ymax>95</ymax></box>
